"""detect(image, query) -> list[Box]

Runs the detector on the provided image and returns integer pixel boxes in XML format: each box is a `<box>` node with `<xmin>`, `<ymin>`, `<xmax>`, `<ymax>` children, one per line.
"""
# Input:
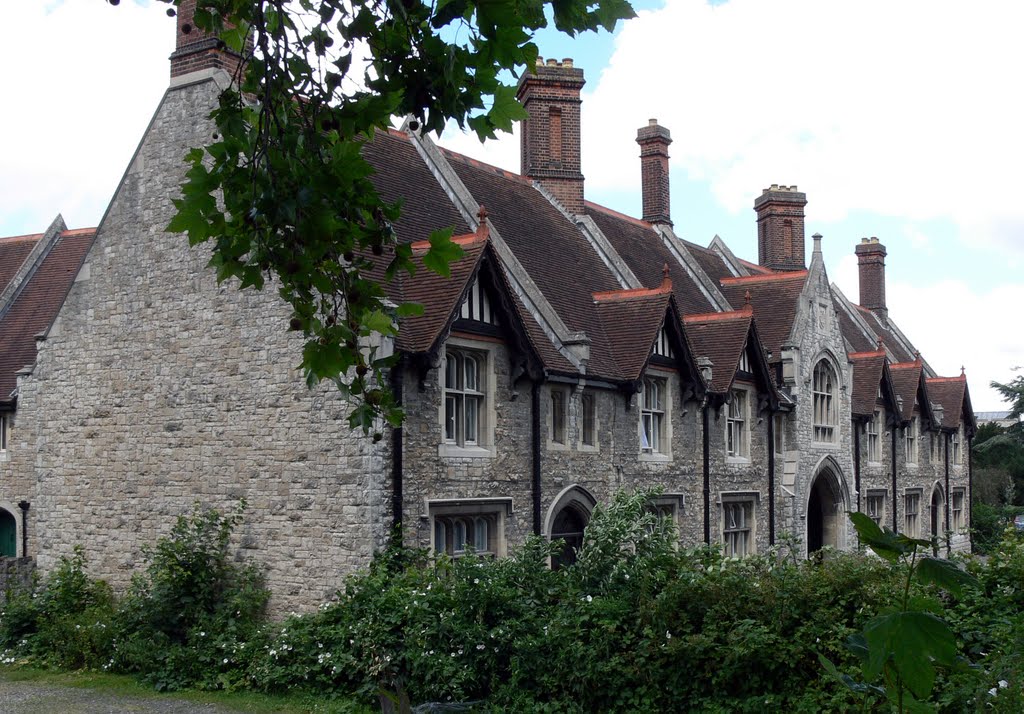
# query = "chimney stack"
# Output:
<box><xmin>754</xmin><ymin>185</ymin><xmax>807</xmax><ymax>271</ymax></box>
<box><xmin>170</xmin><ymin>0</ymin><xmax>247</xmax><ymax>79</ymax></box>
<box><xmin>516</xmin><ymin>57</ymin><xmax>586</xmax><ymax>215</ymax></box>
<box><xmin>855</xmin><ymin>237</ymin><xmax>888</xmax><ymax>320</ymax></box>
<box><xmin>636</xmin><ymin>119</ymin><xmax>673</xmax><ymax>226</ymax></box>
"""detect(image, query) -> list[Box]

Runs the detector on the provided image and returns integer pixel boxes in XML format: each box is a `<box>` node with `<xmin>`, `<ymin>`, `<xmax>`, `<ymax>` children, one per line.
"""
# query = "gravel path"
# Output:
<box><xmin>0</xmin><ymin>679</ymin><xmax>242</xmax><ymax>713</ymax></box>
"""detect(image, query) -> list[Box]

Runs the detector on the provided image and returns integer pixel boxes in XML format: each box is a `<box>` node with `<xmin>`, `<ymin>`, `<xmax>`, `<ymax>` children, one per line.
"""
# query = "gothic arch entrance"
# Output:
<box><xmin>546</xmin><ymin>485</ymin><xmax>597</xmax><ymax>570</ymax></box>
<box><xmin>930</xmin><ymin>484</ymin><xmax>946</xmax><ymax>538</ymax></box>
<box><xmin>806</xmin><ymin>465</ymin><xmax>847</xmax><ymax>555</ymax></box>
<box><xmin>0</xmin><ymin>509</ymin><xmax>17</xmax><ymax>557</ymax></box>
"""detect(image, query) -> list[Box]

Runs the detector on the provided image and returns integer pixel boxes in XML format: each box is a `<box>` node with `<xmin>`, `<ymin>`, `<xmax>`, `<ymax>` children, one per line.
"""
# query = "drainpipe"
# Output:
<box><xmin>702</xmin><ymin>402</ymin><xmax>711</xmax><ymax>544</ymax></box>
<box><xmin>767</xmin><ymin>412</ymin><xmax>775</xmax><ymax>545</ymax></box>
<box><xmin>891</xmin><ymin>426</ymin><xmax>898</xmax><ymax>532</ymax></box>
<box><xmin>944</xmin><ymin>432</ymin><xmax>951</xmax><ymax>556</ymax></box>
<box><xmin>17</xmin><ymin>501</ymin><xmax>29</xmax><ymax>558</ymax></box>
<box><xmin>853</xmin><ymin>421</ymin><xmax>862</xmax><ymax>514</ymax></box>
<box><xmin>389</xmin><ymin>364</ymin><xmax>404</xmax><ymax>544</ymax></box>
<box><xmin>532</xmin><ymin>381</ymin><xmax>542</xmax><ymax>536</ymax></box>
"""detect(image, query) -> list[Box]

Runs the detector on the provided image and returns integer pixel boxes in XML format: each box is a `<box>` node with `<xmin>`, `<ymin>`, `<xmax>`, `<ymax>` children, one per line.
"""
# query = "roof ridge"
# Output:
<box><xmin>683</xmin><ymin>309</ymin><xmax>751</xmax><ymax>323</ymax></box>
<box><xmin>720</xmin><ymin>270</ymin><xmax>809</xmax><ymax>285</ymax></box>
<box><xmin>593</xmin><ymin>285</ymin><xmax>671</xmax><ymax>302</ymax></box>
<box><xmin>0</xmin><ymin>233</ymin><xmax>43</xmax><ymax>243</ymax></box>
<box><xmin>584</xmin><ymin>201</ymin><xmax>654</xmax><ymax>230</ymax></box>
<box><xmin>60</xmin><ymin>228</ymin><xmax>97</xmax><ymax>237</ymax></box>
<box><xmin>849</xmin><ymin>349</ymin><xmax>886</xmax><ymax>359</ymax></box>
<box><xmin>926</xmin><ymin>376</ymin><xmax>967</xmax><ymax>383</ymax></box>
<box><xmin>438</xmin><ymin>147</ymin><xmax>532</xmax><ymax>185</ymax></box>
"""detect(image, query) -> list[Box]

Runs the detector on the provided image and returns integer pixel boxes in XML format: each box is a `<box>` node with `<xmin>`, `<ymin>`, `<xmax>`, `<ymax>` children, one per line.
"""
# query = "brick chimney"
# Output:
<box><xmin>754</xmin><ymin>184</ymin><xmax>807</xmax><ymax>271</ymax></box>
<box><xmin>169</xmin><ymin>0</ymin><xmax>246</xmax><ymax>79</ymax></box>
<box><xmin>636</xmin><ymin>119</ymin><xmax>672</xmax><ymax>226</ymax></box>
<box><xmin>855</xmin><ymin>237</ymin><xmax>888</xmax><ymax>320</ymax></box>
<box><xmin>516</xmin><ymin>58</ymin><xmax>585</xmax><ymax>215</ymax></box>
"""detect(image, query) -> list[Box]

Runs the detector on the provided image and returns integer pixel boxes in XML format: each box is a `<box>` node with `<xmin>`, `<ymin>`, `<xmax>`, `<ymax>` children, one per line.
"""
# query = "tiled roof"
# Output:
<box><xmin>889</xmin><ymin>358</ymin><xmax>926</xmax><ymax>423</ymax></box>
<box><xmin>445</xmin><ymin>152</ymin><xmax>624</xmax><ymax>379</ymax></box>
<box><xmin>848</xmin><ymin>349</ymin><xmax>886</xmax><ymax>417</ymax></box>
<box><xmin>586</xmin><ymin>206</ymin><xmax>717</xmax><ymax>315</ymax></box>
<box><xmin>0</xmin><ymin>229</ymin><xmax>96</xmax><ymax>403</ymax></box>
<box><xmin>683</xmin><ymin>310</ymin><xmax>753</xmax><ymax>393</ymax></box>
<box><xmin>834</xmin><ymin>295</ymin><xmax>879</xmax><ymax>354</ymax></box>
<box><xmin>0</xmin><ymin>234</ymin><xmax>42</xmax><ymax>294</ymax></box>
<box><xmin>925</xmin><ymin>375</ymin><xmax>969</xmax><ymax>430</ymax></box>
<box><xmin>682</xmin><ymin>239</ymin><xmax>735</xmax><ymax>284</ymax></box>
<box><xmin>856</xmin><ymin>306</ymin><xmax>916</xmax><ymax>363</ymax></box>
<box><xmin>592</xmin><ymin>283</ymin><xmax>672</xmax><ymax>382</ymax></box>
<box><xmin>719</xmin><ymin>271</ymin><xmax>807</xmax><ymax>362</ymax></box>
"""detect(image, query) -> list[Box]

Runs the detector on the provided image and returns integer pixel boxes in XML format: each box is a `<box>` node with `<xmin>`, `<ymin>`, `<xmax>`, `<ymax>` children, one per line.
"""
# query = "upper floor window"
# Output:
<box><xmin>550</xmin><ymin>388</ymin><xmax>567</xmax><ymax>445</ymax></box>
<box><xmin>581</xmin><ymin>392</ymin><xmax>597</xmax><ymax>448</ymax></box>
<box><xmin>905</xmin><ymin>417</ymin><xmax>918</xmax><ymax>465</ymax></box>
<box><xmin>726</xmin><ymin>390</ymin><xmax>749</xmax><ymax>459</ymax></box>
<box><xmin>640</xmin><ymin>377</ymin><xmax>667</xmax><ymax>454</ymax></box>
<box><xmin>812</xmin><ymin>360</ymin><xmax>838</xmax><ymax>443</ymax></box>
<box><xmin>929</xmin><ymin>431</ymin><xmax>940</xmax><ymax>463</ymax></box>
<box><xmin>0</xmin><ymin>413</ymin><xmax>7</xmax><ymax>452</ymax></box>
<box><xmin>444</xmin><ymin>349</ymin><xmax>485</xmax><ymax>447</ymax></box>
<box><xmin>773</xmin><ymin>414</ymin><xmax>785</xmax><ymax>458</ymax></box>
<box><xmin>867</xmin><ymin>410</ymin><xmax>882</xmax><ymax>462</ymax></box>
<box><xmin>952</xmin><ymin>430</ymin><xmax>962</xmax><ymax>465</ymax></box>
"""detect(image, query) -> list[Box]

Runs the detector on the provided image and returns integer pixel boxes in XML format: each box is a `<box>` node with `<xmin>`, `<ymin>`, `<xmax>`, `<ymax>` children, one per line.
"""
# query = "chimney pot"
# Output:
<box><xmin>562</xmin><ymin>58</ymin><xmax>573</xmax><ymax>67</ymax></box>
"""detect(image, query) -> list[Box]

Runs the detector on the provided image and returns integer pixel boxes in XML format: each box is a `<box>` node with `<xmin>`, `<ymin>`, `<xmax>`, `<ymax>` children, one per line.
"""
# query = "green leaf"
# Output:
<box><xmin>395</xmin><ymin>302</ymin><xmax>425</xmax><ymax>318</ymax></box>
<box><xmin>915</xmin><ymin>557</ymin><xmax>975</xmax><ymax>597</ymax></box>
<box><xmin>363</xmin><ymin>309</ymin><xmax>397</xmax><ymax>336</ymax></box>
<box><xmin>487</xmin><ymin>85</ymin><xmax>529</xmax><ymax>135</ymax></box>
<box><xmin>421</xmin><ymin>227</ymin><xmax>461</xmax><ymax>277</ymax></box>
<box><xmin>849</xmin><ymin>511</ymin><xmax>907</xmax><ymax>563</ymax></box>
<box><xmin>863</xmin><ymin>611</ymin><xmax>957</xmax><ymax>699</ymax></box>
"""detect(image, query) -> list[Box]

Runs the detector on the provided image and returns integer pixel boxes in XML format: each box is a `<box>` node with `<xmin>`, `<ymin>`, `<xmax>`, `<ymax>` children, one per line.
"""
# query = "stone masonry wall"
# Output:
<box><xmin>12</xmin><ymin>75</ymin><xmax>390</xmax><ymax>615</ymax></box>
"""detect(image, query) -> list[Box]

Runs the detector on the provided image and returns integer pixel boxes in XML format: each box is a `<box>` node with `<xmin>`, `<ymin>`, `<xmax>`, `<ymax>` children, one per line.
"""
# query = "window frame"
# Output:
<box><xmin>812</xmin><ymin>360</ymin><xmax>838</xmax><ymax>443</ymax></box>
<box><xmin>579</xmin><ymin>391</ymin><xmax>598</xmax><ymax>450</ymax></box>
<box><xmin>951</xmin><ymin>488</ymin><xmax>966</xmax><ymax>532</ymax></box>
<box><xmin>866</xmin><ymin>490</ymin><xmax>887</xmax><ymax>526</ymax></box>
<box><xmin>726</xmin><ymin>388</ymin><xmax>750</xmax><ymax>461</ymax></box>
<box><xmin>0</xmin><ymin>413</ymin><xmax>7</xmax><ymax>453</ymax></box>
<box><xmin>720</xmin><ymin>492</ymin><xmax>758</xmax><ymax>557</ymax></box>
<box><xmin>905</xmin><ymin>417</ymin><xmax>918</xmax><ymax>465</ymax></box>
<box><xmin>904</xmin><ymin>490</ymin><xmax>922</xmax><ymax>537</ymax></box>
<box><xmin>428</xmin><ymin>498</ymin><xmax>512</xmax><ymax>558</ymax></box>
<box><xmin>867</xmin><ymin>410</ymin><xmax>882</xmax><ymax>463</ymax></box>
<box><xmin>439</xmin><ymin>340</ymin><xmax>495</xmax><ymax>458</ymax></box>
<box><xmin>952</xmin><ymin>430</ymin><xmax>962</xmax><ymax>466</ymax></box>
<box><xmin>639</xmin><ymin>375</ymin><xmax>671</xmax><ymax>459</ymax></box>
<box><xmin>548</xmin><ymin>386</ymin><xmax>568</xmax><ymax>449</ymax></box>
<box><xmin>772</xmin><ymin>413</ymin><xmax>785</xmax><ymax>459</ymax></box>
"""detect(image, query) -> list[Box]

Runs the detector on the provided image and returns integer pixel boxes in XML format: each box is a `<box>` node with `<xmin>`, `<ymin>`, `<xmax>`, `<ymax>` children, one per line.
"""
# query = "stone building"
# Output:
<box><xmin>0</xmin><ymin>12</ymin><xmax>974</xmax><ymax>611</ymax></box>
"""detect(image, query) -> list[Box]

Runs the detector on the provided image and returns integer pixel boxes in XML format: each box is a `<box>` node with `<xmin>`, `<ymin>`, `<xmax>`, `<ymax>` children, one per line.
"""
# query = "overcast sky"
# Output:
<box><xmin>2</xmin><ymin>0</ymin><xmax>1021</xmax><ymax>411</ymax></box>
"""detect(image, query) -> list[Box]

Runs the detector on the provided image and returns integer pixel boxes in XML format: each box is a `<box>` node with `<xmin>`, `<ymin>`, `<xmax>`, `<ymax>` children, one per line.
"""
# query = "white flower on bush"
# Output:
<box><xmin>585</xmin><ymin>595</ymin><xmax>593</xmax><ymax>603</ymax></box>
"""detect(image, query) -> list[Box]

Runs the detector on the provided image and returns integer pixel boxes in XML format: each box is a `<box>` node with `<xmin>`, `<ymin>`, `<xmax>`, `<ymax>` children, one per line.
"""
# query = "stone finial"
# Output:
<box><xmin>661</xmin><ymin>263</ymin><xmax>672</xmax><ymax>290</ymax></box>
<box><xmin>961</xmin><ymin>365</ymin><xmax>966</xmax><ymax>377</ymax></box>
<box><xmin>476</xmin><ymin>206</ymin><xmax>489</xmax><ymax>238</ymax></box>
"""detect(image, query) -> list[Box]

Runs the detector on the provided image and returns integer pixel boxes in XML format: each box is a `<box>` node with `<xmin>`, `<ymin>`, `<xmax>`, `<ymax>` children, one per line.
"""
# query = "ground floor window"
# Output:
<box><xmin>904</xmin><ymin>491</ymin><xmax>921</xmax><ymax>537</ymax></box>
<box><xmin>721</xmin><ymin>494</ymin><xmax>757</xmax><ymax>557</ymax></box>
<box><xmin>866</xmin><ymin>491</ymin><xmax>886</xmax><ymax>527</ymax></box>
<box><xmin>952</xmin><ymin>488</ymin><xmax>966</xmax><ymax>532</ymax></box>
<box><xmin>428</xmin><ymin>498</ymin><xmax>511</xmax><ymax>558</ymax></box>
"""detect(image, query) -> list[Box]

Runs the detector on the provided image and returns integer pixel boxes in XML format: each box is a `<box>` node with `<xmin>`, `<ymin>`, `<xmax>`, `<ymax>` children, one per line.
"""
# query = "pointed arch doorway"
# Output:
<box><xmin>546</xmin><ymin>485</ymin><xmax>597</xmax><ymax>570</ymax></box>
<box><xmin>930</xmin><ymin>485</ymin><xmax>946</xmax><ymax>539</ymax></box>
<box><xmin>806</xmin><ymin>463</ymin><xmax>848</xmax><ymax>555</ymax></box>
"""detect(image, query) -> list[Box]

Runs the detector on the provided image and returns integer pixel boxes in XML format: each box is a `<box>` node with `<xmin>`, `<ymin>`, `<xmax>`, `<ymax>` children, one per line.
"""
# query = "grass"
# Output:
<box><xmin>0</xmin><ymin>666</ymin><xmax>371</xmax><ymax>713</ymax></box>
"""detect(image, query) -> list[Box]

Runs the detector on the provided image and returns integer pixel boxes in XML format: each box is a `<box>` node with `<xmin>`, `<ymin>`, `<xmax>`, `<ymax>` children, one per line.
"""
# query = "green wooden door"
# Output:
<box><xmin>0</xmin><ymin>510</ymin><xmax>16</xmax><ymax>557</ymax></box>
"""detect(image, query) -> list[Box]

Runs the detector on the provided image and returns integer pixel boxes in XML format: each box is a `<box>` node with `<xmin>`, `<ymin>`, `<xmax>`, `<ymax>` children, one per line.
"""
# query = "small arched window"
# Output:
<box><xmin>812</xmin><ymin>360</ymin><xmax>837</xmax><ymax>442</ymax></box>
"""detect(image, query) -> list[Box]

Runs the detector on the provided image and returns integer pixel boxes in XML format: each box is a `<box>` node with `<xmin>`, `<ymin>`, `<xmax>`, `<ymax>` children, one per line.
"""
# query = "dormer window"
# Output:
<box><xmin>812</xmin><ymin>360</ymin><xmax>838</xmax><ymax>443</ymax></box>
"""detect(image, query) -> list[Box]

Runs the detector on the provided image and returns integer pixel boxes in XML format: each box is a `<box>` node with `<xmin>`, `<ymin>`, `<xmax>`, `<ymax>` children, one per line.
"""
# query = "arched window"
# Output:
<box><xmin>812</xmin><ymin>360</ymin><xmax>838</xmax><ymax>442</ymax></box>
<box><xmin>0</xmin><ymin>509</ymin><xmax>17</xmax><ymax>557</ymax></box>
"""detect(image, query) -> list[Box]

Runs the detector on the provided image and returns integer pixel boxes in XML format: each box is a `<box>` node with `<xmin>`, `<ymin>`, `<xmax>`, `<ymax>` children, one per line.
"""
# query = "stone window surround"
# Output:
<box><xmin>725</xmin><ymin>385</ymin><xmax>752</xmax><ymax>463</ymax></box>
<box><xmin>951</xmin><ymin>488</ymin><xmax>966</xmax><ymax>532</ymax></box>
<box><xmin>865</xmin><ymin>489</ymin><xmax>887</xmax><ymax>526</ymax></box>
<box><xmin>547</xmin><ymin>384</ymin><xmax>570</xmax><ymax>451</ymax></box>
<box><xmin>426</xmin><ymin>497</ymin><xmax>513</xmax><ymax>558</ymax></box>
<box><xmin>718</xmin><ymin>490</ymin><xmax>759</xmax><ymax>557</ymax></box>
<box><xmin>577</xmin><ymin>389</ymin><xmax>599</xmax><ymax>452</ymax></box>
<box><xmin>903</xmin><ymin>488</ymin><xmax>922</xmax><ymax>538</ymax></box>
<box><xmin>438</xmin><ymin>337</ymin><xmax>498</xmax><ymax>459</ymax></box>
<box><xmin>639</xmin><ymin>371</ymin><xmax>672</xmax><ymax>462</ymax></box>
<box><xmin>811</xmin><ymin>358</ymin><xmax>839</xmax><ymax>445</ymax></box>
<box><xmin>866</xmin><ymin>410</ymin><xmax>882</xmax><ymax>464</ymax></box>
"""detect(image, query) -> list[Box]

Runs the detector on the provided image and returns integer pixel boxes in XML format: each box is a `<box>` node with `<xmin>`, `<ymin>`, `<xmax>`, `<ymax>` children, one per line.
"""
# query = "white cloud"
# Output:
<box><xmin>0</xmin><ymin>0</ymin><xmax>171</xmax><ymax>233</ymax></box>
<box><xmin>583</xmin><ymin>0</ymin><xmax>1024</xmax><ymax>260</ymax></box>
<box><xmin>834</xmin><ymin>255</ymin><xmax>1022</xmax><ymax>412</ymax></box>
